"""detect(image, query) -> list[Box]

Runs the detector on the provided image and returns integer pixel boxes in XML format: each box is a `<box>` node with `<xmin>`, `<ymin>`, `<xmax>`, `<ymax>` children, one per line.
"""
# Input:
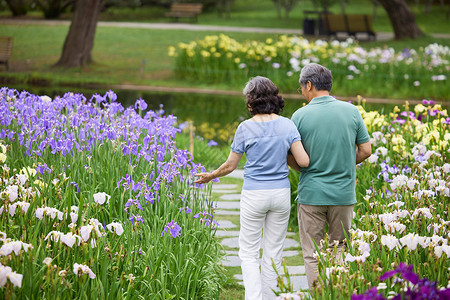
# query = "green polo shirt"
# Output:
<box><xmin>291</xmin><ymin>96</ymin><xmax>370</xmax><ymax>206</ymax></box>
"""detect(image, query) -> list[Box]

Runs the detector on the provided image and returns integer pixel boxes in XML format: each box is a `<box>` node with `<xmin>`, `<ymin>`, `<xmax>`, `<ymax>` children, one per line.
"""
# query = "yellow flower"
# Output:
<box><xmin>34</xmin><ymin>179</ymin><xmax>45</xmax><ymax>189</ymax></box>
<box><xmin>414</xmin><ymin>104</ymin><xmax>426</xmax><ymax>114</ymax></box>
<box><xmin>234</xmin><ymin>57</ymin><xmax>240</xmax><ymax>63</ymax></box>
<box><xmin>430</xmin><ymin>130</ymin><xmax>440</xmax><ymax>141</ymax></box>
<box><xmin>0</xmin><ymin>153</ymin><xmax>6</xmax><ymax>163</ymax></box>
<box><xmin>392</xmin><ymin>134</ymin><xmax>406</xmax><ymax>145</ymax></box>
<box><xmin>201</xmin><ymin>50</ymin><xmax>210</xmax><ymax>58</ymax></box>
<box><xmin>438</xmin><ymin>140</ymin><xmax>448</xmax><ymax>150</ymax></box>
<box><xmin>20</xmin><ymin>166</ymin><xmax>37</xmax><ymax>178</ymax></box>
<box><xmin>168</xmin><ymin>46</ymin><xmax>176</xmax><ymax>57</ymax></box>
<box><xmin>404</xmin><ymin>101</ymin><xmax>409</xmax><ymax>111</ymax></box>
<box><xmin>393</xmin><ymin>106</ymin><xmax>400</xmax><ymax>113</ymax></box>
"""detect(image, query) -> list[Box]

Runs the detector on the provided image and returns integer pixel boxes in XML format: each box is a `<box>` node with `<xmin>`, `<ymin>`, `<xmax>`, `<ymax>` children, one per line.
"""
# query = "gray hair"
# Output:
<box><xmin>243</xmin><ymin>76</ymin><xmax>272</xmax><ymax>96</ymax></box>
<box><xmin>299</xmin><ymin>63</ymin><xmax>333</xmax><ymax>92</ymax></box>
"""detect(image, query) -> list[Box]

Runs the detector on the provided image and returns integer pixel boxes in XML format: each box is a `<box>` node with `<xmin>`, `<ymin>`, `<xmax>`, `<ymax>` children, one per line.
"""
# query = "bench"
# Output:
<box><xmin>165</xmin><ymin>3</ymin><xmax>203</xmax><ymax>23</ymax></box>
<box><xmin>0</xmin><ymin>36</ymin><xmax>13</xmax><ymax>70</ymax></box>
<box><xmin>322</xmin><ymin>14</ymin><xmax>376</xmax><ymax>41</ymax></box>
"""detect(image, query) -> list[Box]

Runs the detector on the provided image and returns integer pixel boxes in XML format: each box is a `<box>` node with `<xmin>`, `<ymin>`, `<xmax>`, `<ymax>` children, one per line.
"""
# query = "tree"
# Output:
<box><xmin>54</xmin><ymin>0</ymin><xmax>103</xmax><ymax>68</ymax></box>
<box><xmin>217</xmin><ymin>0</ymin><xmax>233</xmax><ymax>19</ymax></box>
<box><xmin>4</xmin><ymin>0</ymin><xmax>33</xmax><ymax>16</ymax></box>
<box><xmin>370</xmin><ymin>0</ymin><xmax>379</xmax><ymax>20</ymax></box>
<box><xmin>310</xmin><ymin>0</ymin><xmax>337</xmax><ymax>13</ymax></box>
<box><xmin>36</xmin><ymin>0</ymin><xmax>75</xmax><ymax>19</ymax></box>
<box><xmin>280</xmin><ymin>0</ymin><xmax>300</xmax><ymax>20</ymax></box>
<box><xmin>272</xmin><ymin>0</ymin><xmax>300</xmax><ymax>21</ymax></box>
<box><xmin>272</xmin><ymin>0</ymin><xmax>282</xmax><ymax>19</ymax></box>
<box><xmin>378</xmin><ymin>0</ymin><xmax>424</xmax><ymax>40</ymax></box>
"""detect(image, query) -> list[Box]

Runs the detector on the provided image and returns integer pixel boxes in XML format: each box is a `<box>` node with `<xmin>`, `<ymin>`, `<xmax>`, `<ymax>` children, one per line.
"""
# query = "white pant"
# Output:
<box><xmin>239</xmin><ymin>188</ymin><xmax>291</xmax><ymax>300</ymax></box>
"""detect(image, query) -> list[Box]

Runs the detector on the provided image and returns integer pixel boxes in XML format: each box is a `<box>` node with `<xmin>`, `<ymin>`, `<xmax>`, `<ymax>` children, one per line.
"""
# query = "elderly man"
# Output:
<box><xmin>288</xmin><ymin>63</ymin><xmax>372</xmax><ymax>290</ymax></box>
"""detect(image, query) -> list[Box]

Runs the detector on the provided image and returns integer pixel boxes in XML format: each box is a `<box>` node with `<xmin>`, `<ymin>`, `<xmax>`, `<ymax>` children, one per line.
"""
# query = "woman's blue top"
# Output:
<box><xmin>231</xmin><ymin>116</ymin><xmax>301</xmax><ymax>190</ymax></box>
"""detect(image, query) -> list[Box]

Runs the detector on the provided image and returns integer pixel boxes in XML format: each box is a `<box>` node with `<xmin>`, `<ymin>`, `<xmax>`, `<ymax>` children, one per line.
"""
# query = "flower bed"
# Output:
<box><xmin>170</xmin><ymin>34</ymin><xmax>449</xmax><ymax>99</ymax></box>
<box><xmin>0</xmin><ymin>88</ymin><xmax>225</xmax><ymax>299</ymax></box>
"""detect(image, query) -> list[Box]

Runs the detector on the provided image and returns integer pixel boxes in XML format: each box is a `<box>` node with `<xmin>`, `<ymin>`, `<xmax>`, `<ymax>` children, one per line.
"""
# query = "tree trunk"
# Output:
<box><xmin>54</xmin><ymin>0</ymin><xmax>103</xmax><ymax>68</ymax></box>
<box><xmin>425</xmin><ymin>0</ymin><xmax>433</xmax><ymax>13</ymax></box>
<box><xmin>5</xmin><ymin>0</ymin><xmax>31</xmax><ymax>16</ymax></box>
<box><xmin>371</xmin><ymin>0</ymin><xmax>379</xmax><ymax>20</ymax></box>
<box><xmin>273</xmin><ymin>0</ymin><xmax>282</xmax><ymax>20</ymax></box>
<box><xmin>378</xmin><ymin>0</ymin><xmax>424</xmax><ymax>40</ymax></box>
<box><xmin>225</xmin><ymin>0</ymin><xmax>231</xmax><ymax>19</ymax></box>
<box><xmin>37</xmin><ymin>0</ymin><xmax>75</xmax><ymax>19</ymax></box>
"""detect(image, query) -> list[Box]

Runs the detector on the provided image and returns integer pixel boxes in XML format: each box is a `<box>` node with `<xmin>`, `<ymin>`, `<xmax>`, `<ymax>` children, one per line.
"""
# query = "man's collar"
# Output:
<box><xmin>308</xmin><ymin>95</ymin><xmax>335</xmax><ymax>104</ymax></box>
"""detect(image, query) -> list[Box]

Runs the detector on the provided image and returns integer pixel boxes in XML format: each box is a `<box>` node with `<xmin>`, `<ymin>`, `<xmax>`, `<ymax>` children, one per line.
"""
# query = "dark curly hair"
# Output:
<box><xmin>243</xmin><ymin>76</ymin><xmax>284</xmax><ymax>116</ymax></box>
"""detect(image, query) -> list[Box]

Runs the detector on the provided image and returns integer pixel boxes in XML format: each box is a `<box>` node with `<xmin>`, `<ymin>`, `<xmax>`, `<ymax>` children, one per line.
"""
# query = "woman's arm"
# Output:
<box><xmin>194</xmin><ymin>151</ymin><xmax>243</xmax><ymax>184</ymax></box>
<box><xmin>290</xmin><ymin>140</ymin><xmax>310</xmax><ymax>168</ymax></box>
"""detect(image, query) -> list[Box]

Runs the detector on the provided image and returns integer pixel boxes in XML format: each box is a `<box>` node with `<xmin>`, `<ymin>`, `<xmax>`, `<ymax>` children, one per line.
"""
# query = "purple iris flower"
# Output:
<box><xmin>36</xmin><ymin>163</ymin><xmax>51</xmax><ymax>175</ymax></box>
<box><xmin>180</xmin><ymin>206</ymin><xmax>191</xmax><ymax>214</ymax></box>
<box><xmin>161</xmin><ymin>220</ymin><xmax>181</xmax><ymax>238</ymax></box>
<box><xmin>351</xmin><ymin>287</ymin><xmax>386</xmax><ymax>300</ymax></box>
<box><xmin>70</xmin><ymin>181</ymin><xmax>79</xmax><ymax>193</ymax></box>
<box><xmin>422</xmin><ymin>99</ymin><xmax>435</xmax><ymax>105</ymax></box>
<box><xmin>128</xmin><ymin>214</ymin><xmax>144</xmax><ymax>224</ymax></box>
<box><xmin>380</xmin><ymin>263</ymin><xmax>419</xmax><ymax>285</ymax></box>
<box><xmin>207</xmin><ymin>140</ymin><xmax>218</xmax><ymax>147</ymax></box>
<box><xmin>105</xmin><ymin>90</ymin><xmax>117</xmax><ymax>102</ymax></box>
<box><xmin>134</xmin><ymin>98</ymin><xmax>148</xmax><ymax>111</ymax></box>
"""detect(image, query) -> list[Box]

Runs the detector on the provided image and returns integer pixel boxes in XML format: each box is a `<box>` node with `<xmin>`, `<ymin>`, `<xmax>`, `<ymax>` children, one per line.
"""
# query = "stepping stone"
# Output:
<box><xmin>282</xmin><ymin>250</ymin><xmax>300</xmax><ymax>257</ymax></box>
<box><xmin>215</xmin><ymin>201</ymin><xmax>240</xmax><ymax>209</ymax></box>
<box><xmin>215</xmin><ymin>230</ymin><xmax>239</xmax><ymax>237</ymax></box>
<box><xmin>223</xmin><ymin>250</ymin><xmax>239</xmax><ymax>255</ymax></box>
<box><xmin>221</xmin><ymin>255</ymin><xmax>241</xmax><ymax>267</ymax></box>
<box><xmin>215</xmin><ymin>210</ymin><xmax>241</xmax><ymax>215</ymax></box>
<box><xmin>221</xmin><ymin>237</ymin><xmax>299</xmax><ymax>250</ymax></box>
<box><xmin>234</xmin><ymin>274</ymin><xmax>243</xmax><ymax>281</ymax></box>
<box><xmin>233</xmin><ymin>274</ymin><xmax>309</xmax><ymax>291</ymax></box>
<box><xmin>221</xmin><ymin>237</ymin><xmax>240</xmax><ymax>249</ymax></box>
<box><xmin>212</xmin><ymin>184</ymin><xmax>238</xmax><ymax>190</ymax></box>
<box><xmin>286</xmin><ymin>232</ymin><xmax>296</xmax><ymax>237</ymax></box>
<box><xmin>282</xmin><ymin>238</ymin><xmax>300</xmax><ymax>249</ymax></box>
<box><xmin>213</xmin><ymin>189</ymin><xmax>239</xmax><ymax>194</ymax></box>
<box><xmin>283</xmin><ymin>266</ymin><xmax>306</xmax><ymax>275</ymax></box>
<box><xmin>290</xmin><ymin>275</ymin><xmax>309</xmax><ymax>291</ymax></box>
<box><xmin>220</xmin><ymin>194</ymin><xmax>241</xmax><ymax>200</ymax></box>
<box><xmin>216</xmin><ymin>220</ymin><xmax>237</xmax><ymax>229</ymax></box>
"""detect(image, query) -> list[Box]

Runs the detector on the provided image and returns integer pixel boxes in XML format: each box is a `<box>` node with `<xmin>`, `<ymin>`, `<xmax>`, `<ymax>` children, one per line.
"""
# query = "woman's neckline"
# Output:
<box><xmin>249</xmin><ymin>114</ymin><xmax>280</xmax><ymax>123</ymax></box>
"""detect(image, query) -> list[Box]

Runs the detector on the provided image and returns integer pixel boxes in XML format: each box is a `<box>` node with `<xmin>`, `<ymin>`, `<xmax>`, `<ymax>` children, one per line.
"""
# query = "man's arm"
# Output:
<box><xmin>287</xmin><ymin>154</ymin><xmax>301</xmax><ymax>172</ymax></box>
<box><xmin>356</xmin><ymin>141</ymin><xmax>372</xmax><ymax>164</ymax></box>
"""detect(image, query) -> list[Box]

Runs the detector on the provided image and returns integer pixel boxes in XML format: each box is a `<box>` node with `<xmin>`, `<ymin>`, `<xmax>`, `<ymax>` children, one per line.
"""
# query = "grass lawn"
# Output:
<box><xmin>0</xmin><ymin>23</ymin><xmax>449</xmax><ymax>101</ymax></box>
<box><xmin>95</xmin><ymin>0</ymin><xmax>450</xmax><ymax>34</ymax></box>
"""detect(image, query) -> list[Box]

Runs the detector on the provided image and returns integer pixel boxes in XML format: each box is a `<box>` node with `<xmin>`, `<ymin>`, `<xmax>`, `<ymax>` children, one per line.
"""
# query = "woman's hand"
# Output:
<box><xmin>194</xmin><ymin>172</ymin><xmax>215</xmax><ymax>184</ymax></box>
<box><xmin>194</xmin><ymin>151</ymin><xmax>242</xmax><ymax>184</ymax></box>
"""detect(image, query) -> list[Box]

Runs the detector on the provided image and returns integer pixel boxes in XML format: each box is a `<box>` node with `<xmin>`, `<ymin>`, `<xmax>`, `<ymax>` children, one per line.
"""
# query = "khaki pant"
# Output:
<box><xmin>297</xmin><ymin>203</ymin><xmax>354</xmax><ymax>290</ymax></box>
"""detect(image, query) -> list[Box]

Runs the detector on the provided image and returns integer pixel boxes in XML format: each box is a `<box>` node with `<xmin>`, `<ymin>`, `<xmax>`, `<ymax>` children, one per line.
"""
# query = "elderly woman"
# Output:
<box><xmin>195</xmin><ymin>76</ymin><xmax>309</xmax><ymax>300</ymax></box>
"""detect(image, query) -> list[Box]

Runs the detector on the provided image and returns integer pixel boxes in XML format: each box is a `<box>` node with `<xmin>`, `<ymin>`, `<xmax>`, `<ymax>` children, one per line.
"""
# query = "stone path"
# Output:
<box><xmin>213</xmin><ymin>171</ymin><xmax>309</xmax><ymax>293</ymax></box>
